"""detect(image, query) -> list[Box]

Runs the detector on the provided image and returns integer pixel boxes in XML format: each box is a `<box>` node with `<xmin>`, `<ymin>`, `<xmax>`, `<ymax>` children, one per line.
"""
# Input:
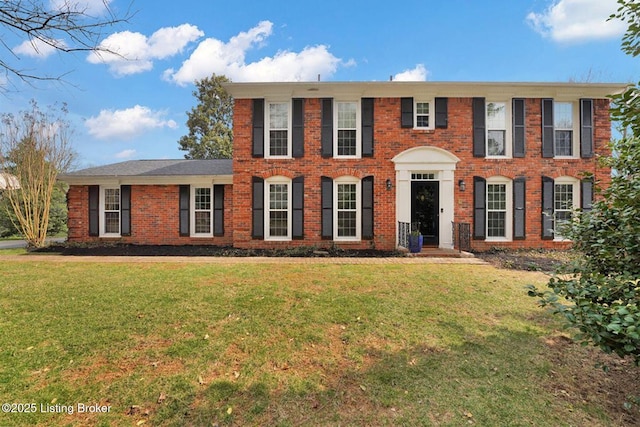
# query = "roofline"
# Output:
<box><xmin>59</xmin><ymin>175</ymin><xmax>233</xmax><ymax>186</ymax></box>
<box><xmin>223</xmin><ymin>81</ymin><xmax>630</xmax><ymax>100</ymax></box>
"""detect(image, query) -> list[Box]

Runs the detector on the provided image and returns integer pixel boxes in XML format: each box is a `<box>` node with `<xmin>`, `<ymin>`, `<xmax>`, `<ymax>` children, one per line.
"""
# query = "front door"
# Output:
<box><xmin>411</xmin><ymin>181</ymin><xmax>440</xmax><ymax>246</ymax></box>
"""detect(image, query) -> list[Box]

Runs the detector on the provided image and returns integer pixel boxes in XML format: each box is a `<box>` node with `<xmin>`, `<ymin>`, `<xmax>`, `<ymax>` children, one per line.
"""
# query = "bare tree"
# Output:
<box><xmin>0</xmin><ymin>0</ymin><xmax>132</xmax><ymax>87</ymax></box>
<box><xmin>0</xmin><ymin>101</ymin><xmax>76</xmax><ymax>247</ymax></box>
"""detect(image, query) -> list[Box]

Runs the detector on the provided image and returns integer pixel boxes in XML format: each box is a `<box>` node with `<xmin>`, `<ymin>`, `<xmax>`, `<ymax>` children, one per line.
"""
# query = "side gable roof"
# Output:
<box><xmin>59</xmin><ymin>159</ymin><xmax>233</xmax><ymax>185</ymax></box>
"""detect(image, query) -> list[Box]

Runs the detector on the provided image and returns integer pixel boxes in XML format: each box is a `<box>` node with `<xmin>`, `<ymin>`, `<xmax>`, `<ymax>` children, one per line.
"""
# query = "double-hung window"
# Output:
<box><xmin>415</xmin><ymin>101</ymin><xmax>432</xmax><ymax>129</ymax></box>
<box><xmin>192</xmin><ymin>187</ymin><xmax>213</xmax><ymax>236</ymax></box>
<box><xmin>554</xmin><ymin>182</ymin><xmax>574</xmax><ymax>239</ymax></box>
<box><xmin>266</xmin><ymin>102</ymin><xmax>290</xmax><ymax>157</ymax></box>
<box><xmin>334</xmin><ymin>177</ymin><xmax>360</xmax><ymax>240</ymax></box>
<box><xmin>554</xmin><ymin>102</ymin><xmax>574</xmax><ymax>156</ymax></box>
<box><xmin>335</xmin><ymin>101</ymin><xmax>359</xmax><ymax>157</ymax></box>
<box><xmin>486</xmin><ymin>102</ymin><xmax>507</xmax><ymax>156</ymax></box>
<box><xmin>102</xmin><ymin>187</ymin><xmax>120</xmax><ymax>236</ymax></box>
<box><xmin>266</xmin><ymin>177</ymin><xmax>291</xmax><ymax>240</ymax></box>
<box><xmin>486</xmin><ymin>177</ymin><xmax>512</xmax><ymax>241</ymax></box>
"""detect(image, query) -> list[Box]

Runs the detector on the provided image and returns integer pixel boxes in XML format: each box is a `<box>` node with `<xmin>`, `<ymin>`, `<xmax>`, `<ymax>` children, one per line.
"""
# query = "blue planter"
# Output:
<box><xmin>408</xmin><ymin>234</ymin><xmax>423</xmax><ymax>253</ymax></box>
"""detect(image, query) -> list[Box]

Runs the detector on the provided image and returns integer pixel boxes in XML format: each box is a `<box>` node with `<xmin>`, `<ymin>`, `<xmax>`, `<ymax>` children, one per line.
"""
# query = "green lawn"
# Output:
<box><xmin>0</xmin><ymin>259</ymin><xmax>630</xmax><ymax>426</ymax></box>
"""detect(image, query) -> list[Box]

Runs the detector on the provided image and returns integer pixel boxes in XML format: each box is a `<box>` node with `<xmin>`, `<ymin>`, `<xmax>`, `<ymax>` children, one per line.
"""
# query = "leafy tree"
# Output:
<box><xmin>528</xmin><ymin>0</ymin><xmax>640</xmax><ymax>364</ymax></box>
<box><xmin>1</xmin><ymin>0</ymin><xmax>132</xmax><ymax>87</ymax></box>
<box><xmin>178</xmin><ymin>74</ymin><xmax>234</xmax><ymax>159</ymax></box>
<box><xmin>0</xmin><ymin>101</ymin><xmax>76</xmax><ymax>247</ymax></box>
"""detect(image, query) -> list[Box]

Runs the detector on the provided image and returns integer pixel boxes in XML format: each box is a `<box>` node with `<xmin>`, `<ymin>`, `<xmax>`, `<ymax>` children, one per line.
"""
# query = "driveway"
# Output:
<box><xmin>0</xmin><ymin>237</ymin><xmax>66</xmax><ymax>249</ymax></box>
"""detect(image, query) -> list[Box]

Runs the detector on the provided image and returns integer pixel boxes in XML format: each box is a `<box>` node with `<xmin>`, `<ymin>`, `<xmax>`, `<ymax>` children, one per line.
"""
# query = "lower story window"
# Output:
<box><xmin>193</xmin><ymin>187</ymin><xmax>212</xmax><ymax>236</ymax></box>
<box><xmin>265</xmin><ymin>177</ymin><xmax>291</xmax><ymax>240</ymax></box>
<box><xmin>554</xmin><ymin>183</ymin><xmax>574</xmax><ymax>239</ymax></box>
<box><xmin>334</xmin><ymin>177</ymin><xmax>360</xmax><ymax>240</ymax></box>
<box><xmin>103</xmin><ymin>187</ymin><xmax>120</xmax><ymax>235</ymax></box>
<box><xmin>487</xmin><ymin>183</ymin><xmax>506</xmax><ymax>237</ymax></box>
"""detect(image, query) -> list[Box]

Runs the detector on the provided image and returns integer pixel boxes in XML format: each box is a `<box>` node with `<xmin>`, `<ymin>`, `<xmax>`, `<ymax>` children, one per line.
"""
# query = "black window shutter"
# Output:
<box><xmin>321</xmin><ymin>176</ymin><xmax>333</xmax><ymax>239</ymax></box>
<box><xmin>400</xmin><ymin>97</ymin><xmax>413</xmax><ymax>128</ymax></box>
<box><xmin>252</xmin><ymin>99</ymin><xmax>264</xmax><ymax>158</ymax></box>
<box><xmin>362</xmin><ymin>98</ymin><xmax>374</xmax><ymax>157</ymax></box>
<box><xmin>252</xmin><ymin>177</ymin><xmax>264</xmax><ymax>239</ymax></box>
<box><xmin>513</xmin><ymin>178</ymin><xmax>526</xmax><ymax>240</ymax></box>
<box><xmin>581</xmin><ymin>178</ymin><xmax>594</xmax><ymax>212</ymax></box>
<box><xmin>88</xmin><ymin>185</ymin><xmax>99</xmax><ymax>236</ymax></box>
<box><xmin>362</xmin><ymin>176</ymin><xmax>374</xmax><ymax>240</ymax></box>
<box><xmin>321</xmin><ymin>98</ymin><xmax>333</xmax><ymax>158</ymax></box>
<box><xmin>473</xmin><ymin>177</ymin><xmax>486</xmax><ymax>240</ymax></box>
<box><xmin>179</xmin><ymin>185</ymin><xmax>190</xmax><ymax>236</ymax></box>
<box><xmin>542</xmin><ymin>176</ymin><xmax>555</xmax><ymax>239</ymax></box>
<box><xmin>213</xmin><ymin>185</ymin><xmax>224</xmax><ymax>236</ymax></box>
<box><xmin>542</xmin><ymin>99</ymin><xmax>554</xmax><ymax>158</ymax></box>
<box><xmin>513</xmin><ymin>98</ymin><xmax>526</xmax><ymax>158</ymax></box>
<box><xmin>580</xmin><ymin>99</ymin><xmax>594</xmax><ymax>158</ymax></box>
<box><xmin>292</xmin><ymin>98</ymin><xmax>304</xmax><ymax>158</ymax></box>
<box><xmin>472</xmin><ymin>98</ymin><xmax>486</xmax><ymax>157</ymax></box>
<box><xmin>435</xmin><ymin>97</ymin><xmax>448</xmax><ymax>129</ymax></box>
<box><xmin>292</xmin><ymin>176</ymin><xmax>304</xmax><ymax>239</ymax></box>
<box><xmin>120</xmin><ymin>185</ymin><xmax>131</xmax><ymax>236</ymax></box>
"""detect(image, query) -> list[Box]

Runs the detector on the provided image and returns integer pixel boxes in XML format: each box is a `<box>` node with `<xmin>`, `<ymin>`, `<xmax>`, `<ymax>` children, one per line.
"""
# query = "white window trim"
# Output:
<box><xmin>264</xmin><ymin>101</ymin><xmax>292</xmax><ymax>159</ymax></box>
<box><xmin>553</xmin><ymin>101</ymin><xmax>580</xmax><ymax>159</ymax></box>
<box><xmin>485</xmin><ymin>177</ymin><xmax>512</xmax><ymax>242</ymax></box>
<box><xmin>414</xmin><ymin>99</ymin><xmax>434</xmax><ymax>130</ymax></box>
<box><xmin>333</xmin><ymin>176</ymin><xmax>361</xmax><ymax>241</ymax></box>
<box><xmin>553</xmin><ymin>176</ymin><xmax>580</xmax><ymax>241</ymax></box>
<box><xmin>334</xmin><ymin>100</ymin><xmax>361</xmax><ymax>159</ymax></box>
<box><xmin>191</xmin><ymin>186</ymin><xmax>213</xmax><ymax>237</ymax></box>
<box><xmin>99</xmin><ymin>186</ymin><xmax>121</xmax><ymax>238</ymax></box>
<box><xmin>486</xmin><ymin>101</ymin><xmax>512</xmax><ymax>159</ymax></box>
<box><xmin>264</xmin><ymin>176</ymin><xmax>292</xmax><ymax>241</ymax></box>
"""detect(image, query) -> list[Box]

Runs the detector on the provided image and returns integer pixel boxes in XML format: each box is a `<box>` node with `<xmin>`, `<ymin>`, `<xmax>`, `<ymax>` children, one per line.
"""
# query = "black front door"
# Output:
<box><xmin>411</xmin><ymin>181</ymin><xmax>440</xmax><ymax>246</ymax></box>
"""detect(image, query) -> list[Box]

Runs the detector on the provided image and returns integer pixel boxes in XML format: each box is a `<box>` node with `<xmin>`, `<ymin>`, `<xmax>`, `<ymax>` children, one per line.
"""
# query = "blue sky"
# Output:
<box><xmin>1</xmin><ymin>0</ymin><xmax>637</xmax><ymax>168</ymax></box>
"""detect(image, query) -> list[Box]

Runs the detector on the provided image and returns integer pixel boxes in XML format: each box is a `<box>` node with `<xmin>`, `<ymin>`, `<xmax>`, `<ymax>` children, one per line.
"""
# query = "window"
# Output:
<box><xmin>554</xmin><ymin>102</ymin><xmax>573</xmax><ymax>156</ymax></box>
<box><xmin>415</xmin><ymin>101</ymin><xmax>431</xmax><ymax>129</ymax></box>
<box><xmin>334</xmin><ymin>177</ymin><xmax>361</xmax><ymax>240</ymax></box>
<box><xmin>486</xmin><ymin>177</ymin><xmax>512</xmax><ymax>241</ymax></box>
<box><xmin>192</xmin><ymin>187</ymin><xmax>212</xmax><ymax>236</ymax></box>
<box><xmin>554</xmin><ymin>183</ymin><xmax>574</xmax><ymax>239</ymax></box>
<box><xmin>266</xmin><ymin>102</ymin><xmax>290</xmax><ymax>157</ymax></box>
<box><xmin>102</xmin><ymin>187</ymin><xmax>120</xmax><ymax>236</ymax></box>
<box><xmin>266</xmin><ymin>177</ymin><xmax>291</xmax><ymax>240</ymax></box>
<box><xmin>335</xmin><ymin>101</ymin><xmax>359</xmax><ymax>157</ymax></box>
<box><xmin>486</xmin><ymin>102</ymin><xmax>506</xmax><ymax>156</ymax></box>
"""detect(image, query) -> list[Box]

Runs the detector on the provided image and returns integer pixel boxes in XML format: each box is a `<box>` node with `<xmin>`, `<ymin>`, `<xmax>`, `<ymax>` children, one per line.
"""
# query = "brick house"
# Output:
<box><xmin>60</xmin><ymin>81</ymin><xmax>626</xmax><ymax>251</ymax></box>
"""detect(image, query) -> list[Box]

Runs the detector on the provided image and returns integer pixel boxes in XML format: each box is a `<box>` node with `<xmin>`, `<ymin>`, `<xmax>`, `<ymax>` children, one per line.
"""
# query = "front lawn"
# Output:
<box><xmin>0</xmin><ymin>260</ymin><xmax>637</xmax><ymax>426</ymax></box>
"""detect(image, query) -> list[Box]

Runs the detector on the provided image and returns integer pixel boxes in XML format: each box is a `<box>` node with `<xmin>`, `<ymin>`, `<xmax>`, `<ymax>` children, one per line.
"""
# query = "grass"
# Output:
<box><xmin>0</xmin><ymin>260</ymin><xmax>633</xmax><ymax>426</ymax></box>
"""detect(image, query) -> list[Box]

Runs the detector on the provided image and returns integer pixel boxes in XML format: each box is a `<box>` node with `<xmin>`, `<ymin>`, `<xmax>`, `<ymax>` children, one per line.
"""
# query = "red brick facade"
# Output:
<box><xmin>65</xmin><ymin>82</ymin><xmax>622</xmax><ymax>251</ymax></box>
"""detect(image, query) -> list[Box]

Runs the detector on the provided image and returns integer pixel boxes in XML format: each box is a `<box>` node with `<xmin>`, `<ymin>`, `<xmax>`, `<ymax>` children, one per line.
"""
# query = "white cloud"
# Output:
<box><xmin>13</xmin><ymin>38</ymin><xmax>67</xmax><ymax>58</ymax></box>
<box><xmin>87</xmin><ymin>24</ymin><xmax>204</xmax><ymax>76</ymax></box>
<box><xmin>115</xmin><ymin>149</ymin><xmax>137</xmax><ymax>159</ymax></box>
<box><xmin>86</xmin><ymin>105</ymin><xmax>178</xmax><ymax>140</ymax></box>
<box><xmin>527</xmin><ymin>0</ymin><xmax>626</xmax><ymax>42</ymax></box>
<box><xmin>165</xmin><ymin>21</ymin><xmax>342</xmax><ymax>84</ymax></box>
<box><xmin>394</xmin><ymin>64</ymin><xmax>429</xmax><ymax>82</ymax></box>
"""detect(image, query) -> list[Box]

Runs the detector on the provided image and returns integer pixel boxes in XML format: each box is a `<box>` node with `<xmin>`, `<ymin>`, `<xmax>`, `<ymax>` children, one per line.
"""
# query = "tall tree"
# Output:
<box><xmin>0</xmin><ymin>101</ymin><xmax>76</xmax><ymax>247</ymax></box>
<box><xmin>178</xmin><ymin>74</ymin><xmax>234</xmax><ymax>159</ymax></box>
<box><xmin>0</xmin><ymin>0</ymin><xmax>132</xmax><ymax>87</ymax></box>
<box><xmin>528</xmin><ymin>0</ymin><xmax>640</xmax><ymax>364</ymax></box>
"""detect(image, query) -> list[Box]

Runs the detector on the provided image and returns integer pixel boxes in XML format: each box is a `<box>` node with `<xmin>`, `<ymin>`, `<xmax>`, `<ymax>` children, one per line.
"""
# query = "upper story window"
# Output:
<box><xmin>415</xmin><ymin>101</ymin><xmax>432</xmax><ymax>129</ymax></box>
<box><xmin>486</xmin><ymin>102</ymin><xmax>507</xmax><ymax>157</ymax></box>
<box><xmin>335</xmin><ymin>101</ymin><xmax>360</xmax><ymax>157</ymax></box>
<box><xmin>192</xmin><ymin>186</ymin><xmax>213</xmax><ymax>236</ymax></box>
<box><xmin>554</xmin><ymin>102</ymin><xmax>573</xmax><ymax>156</ymax></box>
<box><xmin>266</xmin><ymin>102</ymin><xmax>291</xmax><ymax>158</ymax></box>
<box><xmin>102</xmin><ymin>187</ymin><xmax>120</xmax><ymax>236</ymax></box>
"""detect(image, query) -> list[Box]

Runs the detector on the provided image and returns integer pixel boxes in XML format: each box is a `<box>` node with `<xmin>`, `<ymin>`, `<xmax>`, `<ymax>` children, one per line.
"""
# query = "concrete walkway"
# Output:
<box><xmin>0</xmin><ymin>254</ymin><xmax>488</xmax><ymax>265</ymax></box>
